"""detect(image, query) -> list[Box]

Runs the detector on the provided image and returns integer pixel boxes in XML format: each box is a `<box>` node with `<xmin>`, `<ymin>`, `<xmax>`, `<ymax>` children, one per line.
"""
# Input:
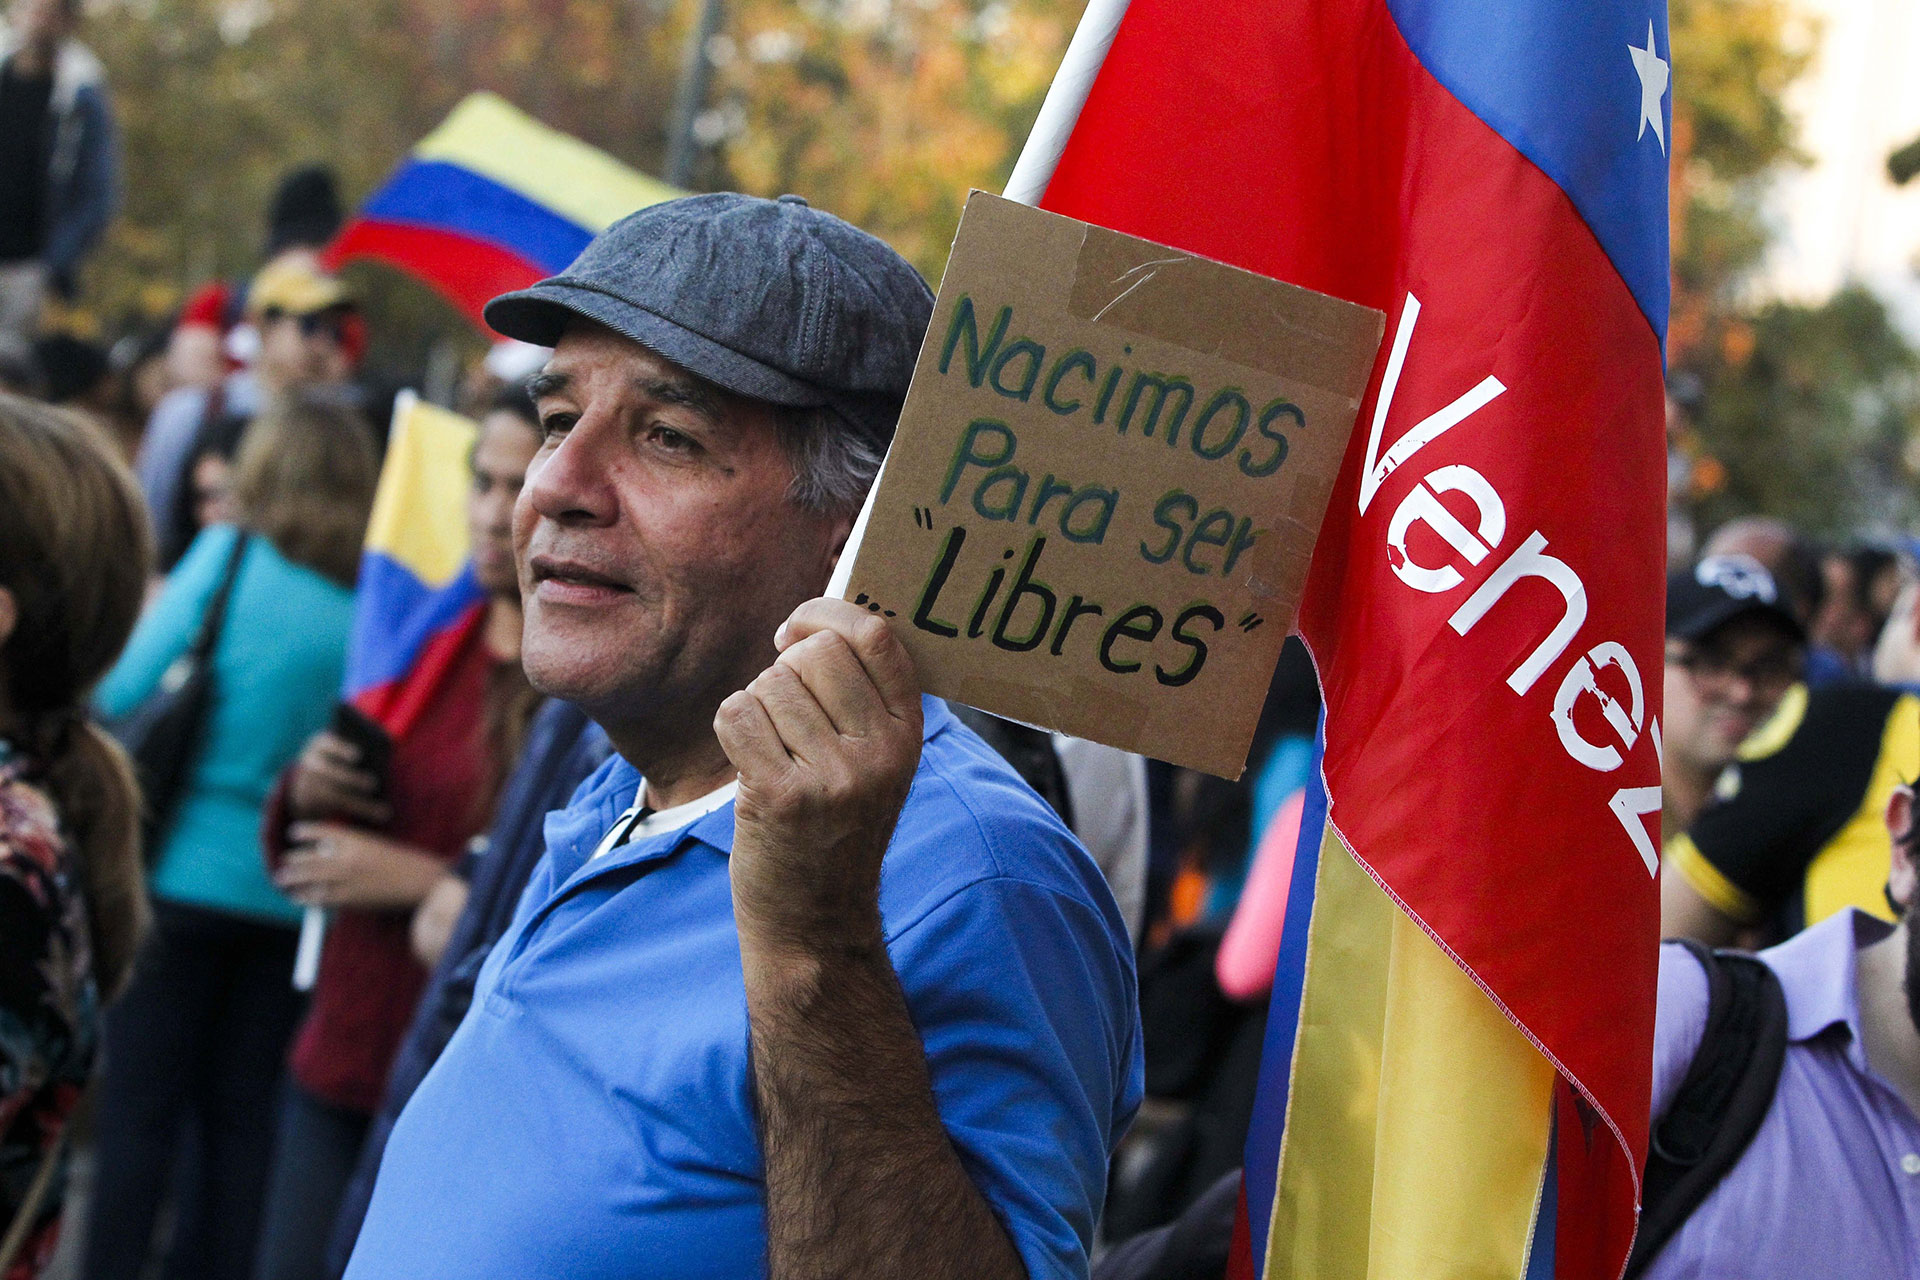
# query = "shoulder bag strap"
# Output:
<box><xmin>187</xmin><ymin>530</ymin><xmax>252</xmax><ymax>664</ymax></box>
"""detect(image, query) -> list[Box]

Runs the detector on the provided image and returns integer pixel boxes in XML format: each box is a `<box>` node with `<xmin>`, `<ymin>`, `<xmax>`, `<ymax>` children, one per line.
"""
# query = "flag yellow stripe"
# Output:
<box><xmin>413</xmin><ymin>93</ymin><xmax>682</xmax><ymax>234</ymax></box>
<box><xmin>1266</xmin><ymin>832</ymin><xmax>1555</xmax><ymax>1280</ymax></box>
<box><xmin>364</xmin><ymin>393</ymin><xmax>478</xmax><ymax>587</ymax></box>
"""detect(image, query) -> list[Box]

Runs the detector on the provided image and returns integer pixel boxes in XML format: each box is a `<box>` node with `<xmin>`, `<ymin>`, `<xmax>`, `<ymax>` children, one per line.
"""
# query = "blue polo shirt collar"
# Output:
<box><xmin>540</xmin><ymin>694</ymin><xmax>961</xmax><ymax>887</ymax></box>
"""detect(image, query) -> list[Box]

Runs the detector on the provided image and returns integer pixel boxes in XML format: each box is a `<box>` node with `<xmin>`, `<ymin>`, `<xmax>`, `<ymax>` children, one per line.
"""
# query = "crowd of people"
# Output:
<box><xmin>0</xmin><ymin>173</ymin><xmax>1141</xmax><ymax>1276</ymax></box>
<box><xmin>0</xmin><ymin>6</ymin><xmax>1913</xmax><ymax>1280</ymax></box>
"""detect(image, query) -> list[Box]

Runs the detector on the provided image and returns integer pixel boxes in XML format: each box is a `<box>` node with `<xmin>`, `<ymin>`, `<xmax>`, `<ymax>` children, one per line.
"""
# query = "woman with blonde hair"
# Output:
<box><xmin>0</xmin><ymin>394</ymin><xmax>150</xmax><ymax>1277</ymax></box>
<box><xmin>84</xmin><ymin>396</ymin><xmax>378</xmax><ymax>1280</ymax></box>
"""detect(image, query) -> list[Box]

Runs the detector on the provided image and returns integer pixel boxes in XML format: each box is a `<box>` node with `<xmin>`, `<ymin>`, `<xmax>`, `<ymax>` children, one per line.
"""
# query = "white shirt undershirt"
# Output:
<box><xmin>587</xmin><ymin>780</ymin><xmax>740</xmax><ymax>862</ymax></box>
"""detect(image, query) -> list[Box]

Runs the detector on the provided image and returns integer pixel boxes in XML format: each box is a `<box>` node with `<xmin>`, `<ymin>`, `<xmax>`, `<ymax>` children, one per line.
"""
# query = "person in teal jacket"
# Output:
<box><xmin>83</xmin><ymin>395</ymin><xmax>379</xmax><ymax>1280</ymax></box>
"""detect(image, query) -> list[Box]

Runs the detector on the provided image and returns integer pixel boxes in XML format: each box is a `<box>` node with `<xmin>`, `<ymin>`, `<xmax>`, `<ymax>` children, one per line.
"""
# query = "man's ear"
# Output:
<box><xmin>1887</xmin><ymin>786</ymin><xmax>1917</xmax><ymax>913</ymax></box>
<box><xmin>824</xmin><ymin>507</ymin><xmax>858</xmax><ymax>572</ymax></box>
<box><xmin>0</xmin><ymin>587</ymin><xmax>15</xmax><ymax>650</ymax></box>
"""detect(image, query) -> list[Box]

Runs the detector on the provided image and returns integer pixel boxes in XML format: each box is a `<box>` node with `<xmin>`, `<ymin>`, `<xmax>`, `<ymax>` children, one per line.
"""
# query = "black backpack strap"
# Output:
<box><xmin>1625</xmin><ymin>940</ymin><xmax>1789</xmax><ymax>1278</ymax></box>
<box><xmin>188</xmin><ymin>530</ymin><xmax>251</xmax><ymax>663</ymax></box>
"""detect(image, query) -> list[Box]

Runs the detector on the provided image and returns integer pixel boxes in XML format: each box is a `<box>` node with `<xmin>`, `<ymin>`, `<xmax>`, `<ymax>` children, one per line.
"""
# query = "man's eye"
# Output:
<box><xmin>540</xmin><ymin>413</ymin><xmax>576</xmax><ymax>440</ymax></box>
<box><xmin>649</xmin><ymin>425</ymin><xmax>698</xmax><ymax>453</ymax></box>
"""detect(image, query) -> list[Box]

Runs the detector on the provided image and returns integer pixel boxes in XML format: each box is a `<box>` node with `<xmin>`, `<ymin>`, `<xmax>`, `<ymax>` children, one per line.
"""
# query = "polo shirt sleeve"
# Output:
<box><xmin>886</xmin><ymin>873</ymin><xmax>1143</xmax><ymax>1280</ymax></box>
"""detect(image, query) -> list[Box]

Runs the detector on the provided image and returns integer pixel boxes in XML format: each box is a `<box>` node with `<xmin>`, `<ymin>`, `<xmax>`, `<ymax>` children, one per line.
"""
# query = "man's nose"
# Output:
<box><xmin>527</xmin><ymin>414</ymin><xmax>617</xmax><ymax>526</ymax></box>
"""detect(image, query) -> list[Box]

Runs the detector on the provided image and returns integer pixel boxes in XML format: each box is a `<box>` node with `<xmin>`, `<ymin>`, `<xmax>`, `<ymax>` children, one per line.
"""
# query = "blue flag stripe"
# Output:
<box><xmin>1385</xmin><ymin>0</ymin><xmax>1672</xmax><ymax>346</ymax></box>
<box><xmin>362</xmin><ymin>160</ymin><xmax>595</xmax><ymax>275</ymax></box>
<box><xmin>1243</xmin><ymin>718</ymin><xmax>1330</xmax><ymax>1270</ymax></box>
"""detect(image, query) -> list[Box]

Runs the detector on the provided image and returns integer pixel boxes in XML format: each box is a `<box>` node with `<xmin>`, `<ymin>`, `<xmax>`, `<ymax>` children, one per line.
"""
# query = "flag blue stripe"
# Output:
<box><xmin>344</xmin><ymin>554</ymin><xmax>483</xmax><ymax>696</ymax></box>
<box><xmin>1523</xmin><ymin>1114</ymin><xmax>1558</xmax><ymax>1280</ymax></box>
<box><xmin>1385</xmin><ymin>0</ymin><xmax>1672</xmax><ymax>347</ymax></box>
<box><xmin>1243</xmin><ymin>717</ymin><xmax>1329</xmax><ymax>1272</ymax></box>
<box><xmin>361</xmin><ymin>160</ymin><xmax>594</xmax><ymax>275</ymax></box>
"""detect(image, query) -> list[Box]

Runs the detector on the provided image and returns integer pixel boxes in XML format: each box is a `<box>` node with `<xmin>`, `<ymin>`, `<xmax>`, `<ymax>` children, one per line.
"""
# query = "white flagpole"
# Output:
<box><xmin>832</xmin><ymin>1</ymin><xmax>1132</xmax><ymax>601</ymax></box>
<box><xmin>293</xmin><ymin>905</ymin><xmax>325</xmax><ymax>991</ymax></box>
<box><xmin>1001</xmin><ymin>0</ymin><xmax>1134</xmax><ymax>207</ymax></box>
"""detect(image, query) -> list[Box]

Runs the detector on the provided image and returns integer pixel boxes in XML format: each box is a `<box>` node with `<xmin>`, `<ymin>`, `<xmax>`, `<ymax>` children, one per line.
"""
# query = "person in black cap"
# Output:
<box><xmin>1663</xmin><ymin>552</ymin><xmax>1920</xmax><ymax>947</ymax></box>
<box><xmin>1659</xmin><ymin>552</ymin><xmax>1806</xmax><ymax>839</ymax></box>
<box><xmin>343</xmin><ymin>194</ymin><xmax>1141</xmax><ymax>1280</ymax></box>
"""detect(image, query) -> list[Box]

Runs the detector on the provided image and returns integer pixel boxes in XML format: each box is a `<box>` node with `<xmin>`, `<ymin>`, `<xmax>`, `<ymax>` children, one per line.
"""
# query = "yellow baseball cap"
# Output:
<box><xmin>247</xmin><ymin>259</ymin><xmax>351</xmax><ymax>317</ymax></box>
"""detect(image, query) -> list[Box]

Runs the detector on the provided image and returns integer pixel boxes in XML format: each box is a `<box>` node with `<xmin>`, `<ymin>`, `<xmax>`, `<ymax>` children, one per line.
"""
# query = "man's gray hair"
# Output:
<box><xmin>774</xmin><ymin>406</ymin><xmax>884</xmax><ymax>517</ymax></box>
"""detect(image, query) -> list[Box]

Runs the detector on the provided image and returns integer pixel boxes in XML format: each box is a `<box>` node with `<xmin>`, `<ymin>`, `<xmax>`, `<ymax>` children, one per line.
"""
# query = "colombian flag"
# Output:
<box><xmin>299</xmin><ymin>395</ymin><xmax>487</xmax><ymax>990</ymax></box>
<box><xmin>344</xmin><ymin>392</ymin><xmax>484</xmax><ymax>727</ymax></box>
<box><xmin>326</xmin><ymin>93</ymin><xmax>682</xmax><ymax>329</ymax></box>
<box><xmin>1031</xmin><ymin>2</ymin><xmax>1668</xmax><ymax>1278</ymax></box>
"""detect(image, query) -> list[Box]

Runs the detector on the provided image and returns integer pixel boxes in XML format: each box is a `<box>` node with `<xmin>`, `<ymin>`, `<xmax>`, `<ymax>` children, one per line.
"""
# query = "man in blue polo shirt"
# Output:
<box><xmin>344</xmin><ymin>193</ymin><xmax>1143</xmax><ymax>1280</ymax></box>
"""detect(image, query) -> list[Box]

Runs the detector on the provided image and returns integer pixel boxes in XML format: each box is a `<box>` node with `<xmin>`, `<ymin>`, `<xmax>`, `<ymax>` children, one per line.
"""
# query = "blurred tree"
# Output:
<box><xmin>1669</xmin><ymin>0</ymin><xmax>1920</xmax><ymax>537</ymax></box>
<box><xmin>1667</xmin><ymin>0</ymin><xmax>1813</xmax><ymax>360</ymax></box>
<box><xmin>1689</xmin><ymin>287</ymin><xmax>1920</xmax><ymax>535</ymax></box>
<box><xmin>78</xmin><ymin>0</ymin><xmax>681</xmax><ymax>374</ymax></box>
<box><xmin>708</xmin><ymin>0</ymin><xmax>1077</xmax><ymax>282</ymax></box>
<box><xmin>76</xmin><ymin>0</ymin><xmax>1070</xmax><ymax>379</ymax></box>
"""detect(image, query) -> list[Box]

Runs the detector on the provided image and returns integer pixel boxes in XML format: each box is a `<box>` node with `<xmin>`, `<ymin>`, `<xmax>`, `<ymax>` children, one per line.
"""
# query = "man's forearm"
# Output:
<box><xmin>719</xmin><ymin>601</ymin><xmax>1024</xmax><ymax>1278</ymax></box>
<box><xmin>741</xmin><ymin>931</ymin><xmax>1027</xmax><ymax>1280</ymax></box>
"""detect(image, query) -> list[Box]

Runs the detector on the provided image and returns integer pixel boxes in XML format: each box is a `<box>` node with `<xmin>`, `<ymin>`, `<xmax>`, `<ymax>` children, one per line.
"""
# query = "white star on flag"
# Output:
<box><xmin>1628</xmin><ymin>20</ymin><xmax>1670</xmax><ymax>154</ymax></box>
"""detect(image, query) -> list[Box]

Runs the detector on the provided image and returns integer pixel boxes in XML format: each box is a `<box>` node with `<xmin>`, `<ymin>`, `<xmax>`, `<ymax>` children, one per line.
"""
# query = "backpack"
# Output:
<box><xmin>1624</xmin><ymin>940</ymin><xmax>1789</xmax><ymax>1278</ymax></box>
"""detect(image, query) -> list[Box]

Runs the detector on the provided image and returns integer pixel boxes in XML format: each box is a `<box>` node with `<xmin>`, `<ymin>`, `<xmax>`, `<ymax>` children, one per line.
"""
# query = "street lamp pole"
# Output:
<box><xmin>664</xmin><ymin>0</ymin><xmax>725</xmax><ymax>189</ymax></box>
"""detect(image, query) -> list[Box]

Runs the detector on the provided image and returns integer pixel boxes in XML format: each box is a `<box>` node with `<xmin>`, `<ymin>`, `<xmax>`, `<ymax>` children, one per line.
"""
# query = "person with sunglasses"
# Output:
<box><xmin>137</xmin><ymin>257</ymin><xmax>366</xmax><ymax>571</ymax></box>
<box><xmin>1663</xmin><ymin>552</ymin><xmax>1920</xmax><ymax>947</ymax></box>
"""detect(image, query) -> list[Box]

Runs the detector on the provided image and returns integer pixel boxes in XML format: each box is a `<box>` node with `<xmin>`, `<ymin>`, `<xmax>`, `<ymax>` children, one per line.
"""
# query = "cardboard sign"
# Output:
<box><xmin>834</xmin><ymin>193</ymin><xmax>1384</xmax><ymax>777</ymax></box>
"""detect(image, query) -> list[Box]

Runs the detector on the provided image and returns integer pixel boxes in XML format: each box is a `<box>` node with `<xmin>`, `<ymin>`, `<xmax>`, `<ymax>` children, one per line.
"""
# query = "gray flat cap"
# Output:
<box><xmin>485</xmin><ymin>192</ymin><xmax>934</xmax><ymax>450</ymax></box>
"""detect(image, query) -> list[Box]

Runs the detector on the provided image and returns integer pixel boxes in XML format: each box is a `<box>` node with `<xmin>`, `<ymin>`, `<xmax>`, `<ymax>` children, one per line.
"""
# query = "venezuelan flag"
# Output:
<box><xmin>327</xmin><ymin>93</ymin><xmax>682</xmax><ymax>328</ymax></box>
<box><xmin>1236</xmin><ymin>751</ymin><xmax>1562</xmax><ymax>1280</ymax></box>
<box><xmin>344</xmin><ymin>392</ymin><xmax>484</xmax><ymax>727</ymax></box>
<box><xmin>297</xmin><ymin>393</ymin><xmax>488</xmax><ymax>991</ymax></box>
<box><xmin>1034</xmin><ymin>1</ymin><xmax>1669</xmax><ymax>1277</ymax></box>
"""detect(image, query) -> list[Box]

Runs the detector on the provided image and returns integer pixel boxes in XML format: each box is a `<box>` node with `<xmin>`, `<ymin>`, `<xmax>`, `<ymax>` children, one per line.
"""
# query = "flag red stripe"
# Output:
<box><xmin>326</xmin><ymin>220</ymin><xmax>547</xmax><ymax>331</ymax></box>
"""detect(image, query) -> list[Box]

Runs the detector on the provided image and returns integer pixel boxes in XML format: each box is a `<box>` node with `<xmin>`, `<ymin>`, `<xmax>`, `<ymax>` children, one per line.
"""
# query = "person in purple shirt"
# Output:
<box><xmin>1645</xmin><ymin>782</ymin><xmax>1920</xmax><ymax>1277</ymax></box>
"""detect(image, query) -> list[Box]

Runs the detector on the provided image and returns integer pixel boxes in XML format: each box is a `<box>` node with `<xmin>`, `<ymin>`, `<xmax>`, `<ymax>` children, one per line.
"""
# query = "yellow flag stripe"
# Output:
<box><xmin>364</xmin><ymin>392</ymin><xmax>479</xmax><ymax>587</ymax></box>
<box><xmin>414</xmin><ymin>93</ymin><xmax>683</xmax><ymax>234</ymax></box>
<box><xmin>1266</xmin><ymin>832</ymin><xmax>1555</xmax><ymax>1280</ymax></box>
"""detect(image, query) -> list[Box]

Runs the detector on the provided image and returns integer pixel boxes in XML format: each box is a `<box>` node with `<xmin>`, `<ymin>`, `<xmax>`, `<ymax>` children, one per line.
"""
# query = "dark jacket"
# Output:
<box><xmin>0</xmin><ymin>35</ymin><xmax>118</xmax><ymax>283</ymax></box>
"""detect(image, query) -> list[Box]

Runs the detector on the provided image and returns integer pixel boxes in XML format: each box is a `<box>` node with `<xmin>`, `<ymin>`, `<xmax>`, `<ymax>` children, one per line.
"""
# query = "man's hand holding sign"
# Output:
<box><xmin>719</xmin><ymin>599</ymin><xmax>1026</xmax><ymax>1278</ymax></box>
<box><xmin>720</xmin><ymin>600</ymin><xmax>924</xmax><ymax>948</ymax></box>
